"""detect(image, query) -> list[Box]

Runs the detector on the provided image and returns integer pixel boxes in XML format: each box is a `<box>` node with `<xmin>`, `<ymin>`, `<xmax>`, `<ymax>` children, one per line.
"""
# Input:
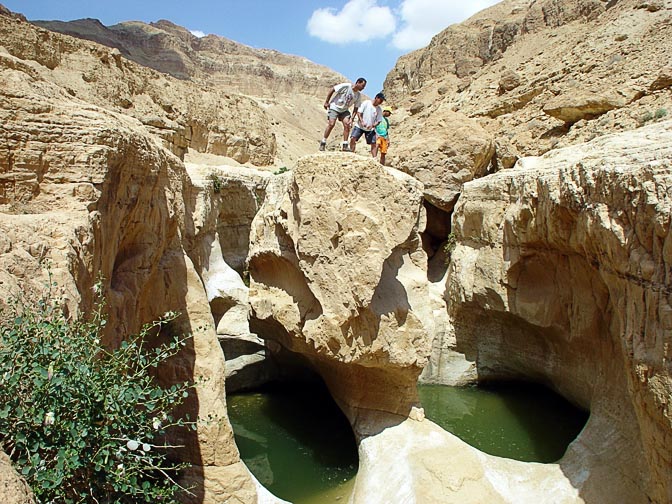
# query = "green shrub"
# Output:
<box><xmin>640</xmin><ymin>108</ymin><xmax>668</xmax><ymax>126</ymax></box>
<box><xmin>208</xmin><ymin>172</ymin><xmax>224</xmax><ymax>194</ymax></box>
<box><xmin>640</xmin><ymin>111</ymin><xmax>654</xmax><ymax>124</ymax></box>
<box><xmin>0</xmin><ymin>283</ymin><xmax>195</xmax><ymax>503</ymax></box>
<box><xmin>443</xmin><ymin>232</ymin><xmax>458</xmax><ymax>265</ymax></box>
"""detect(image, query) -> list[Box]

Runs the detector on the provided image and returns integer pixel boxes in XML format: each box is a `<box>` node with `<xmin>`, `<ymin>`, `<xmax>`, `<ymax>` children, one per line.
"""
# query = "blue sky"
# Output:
<box><xmin>4</xmin><ymin>0</ymin><xmax>499</xmax><ymax>94</ymax></box>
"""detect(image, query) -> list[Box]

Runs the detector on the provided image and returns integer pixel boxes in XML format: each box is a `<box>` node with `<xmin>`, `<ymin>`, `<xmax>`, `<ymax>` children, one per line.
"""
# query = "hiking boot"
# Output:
<box><xmin>342</xmin><ymin>143</ymin><xmax>350</xmax><ymax>152</ymax></box>
<box><xmin>319</xmin><ymin>140</ymin><xmax>326</xmax><ymax>151</ymax></box>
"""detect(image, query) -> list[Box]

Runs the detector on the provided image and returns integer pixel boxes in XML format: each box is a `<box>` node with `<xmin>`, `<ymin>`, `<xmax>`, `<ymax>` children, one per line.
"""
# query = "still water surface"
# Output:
<box><xmin>227</xmin><ymin>381</ymin><xmax>357</xmax><ymax>504</ymax></box>
<box><xmin>418</xmin><ymin>381</ymin><xmax>589</xmax><ymax>463</ymax></box>
<box><xmin>228</xmin><ymin>380</ymin><xmax>589</xmax><ymax>503</ymax></box>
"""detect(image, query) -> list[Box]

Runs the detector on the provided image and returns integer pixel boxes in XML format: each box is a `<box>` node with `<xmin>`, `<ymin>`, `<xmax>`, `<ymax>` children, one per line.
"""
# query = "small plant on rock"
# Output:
<box><xmin>0</xmin><ymin>281</ymin><xmax>195</xmax><ymax>503</ymax></box>
<box><xmin>208</xmin><ymin>172</ymin><xmax>224</xmax><ymax>194</ymax></box>
<box><xmin>639</xmin><ymin>108</ymin><xmax>668</xmax><ymax>126</ymax></box>
<box><xmin>639</xmin><ymin>111</ymin><xmax>654</xmax><ymax>125</ymax></box>
<box><xmin>443</xmin><ymin>232</ymin><xmax>458</xmax><ymax>265</ymax></box>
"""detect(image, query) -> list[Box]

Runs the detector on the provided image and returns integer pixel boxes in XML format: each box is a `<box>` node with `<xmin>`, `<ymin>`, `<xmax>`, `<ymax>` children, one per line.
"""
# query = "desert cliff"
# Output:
<box><xmin>0</xmin><ymin>1</ymin><xmax>671</xmax><ymax>503</ymax></box>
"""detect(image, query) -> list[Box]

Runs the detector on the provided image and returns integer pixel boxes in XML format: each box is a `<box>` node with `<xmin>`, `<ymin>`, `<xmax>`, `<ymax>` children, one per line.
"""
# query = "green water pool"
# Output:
<box><xmin>227</xmin><ymin>381</ymin><xmax>358</xmax><ymax>504</ymax></box>
<box><xmin>228</xmin><ymin>380</ymin><xmax>589</xmax><ymax>503</ymax></box>
<box><xmin>418</xmin><ymin>381</ymin><xmax>589</xmax><ymax>463</ymax></box>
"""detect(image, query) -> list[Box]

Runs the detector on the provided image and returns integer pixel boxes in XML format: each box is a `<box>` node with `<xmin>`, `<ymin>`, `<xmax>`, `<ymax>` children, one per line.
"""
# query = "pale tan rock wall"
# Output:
<box><xmin>384</xmin><ymin>0</ymin><xmax>672</xmax><ymax>180</ymax></box>
<box><xmin>0</xmin><ymin>13</ymin><xmax>277</xmax><ymax>166</ymax></box>
<box><xmin>0</xmin><ymin>43</ymin><xmax>261</xmax><ymax>502</ymax></box>
<box><xmin>447</xmin><ymin>121</ymin><xmax>672</xmax><ymax>503</ymax></box>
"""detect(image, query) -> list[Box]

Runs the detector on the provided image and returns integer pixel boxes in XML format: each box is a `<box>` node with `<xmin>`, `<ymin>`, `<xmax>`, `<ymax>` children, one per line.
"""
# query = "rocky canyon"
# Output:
<box><xmin>0</xmin><ymin>0</ymin><xmax>671</xmax><ymax>503</ymax></box>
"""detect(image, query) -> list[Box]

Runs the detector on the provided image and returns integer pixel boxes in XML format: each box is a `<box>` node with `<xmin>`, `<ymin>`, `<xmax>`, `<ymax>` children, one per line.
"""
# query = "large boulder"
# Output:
<box><xmin>389</xmin><ymin>108</ymin><xmax>495</xmax><ymax>212</ymax></box>
<box><xmin>649</xmin><ymin>65</ymin><xmax>672</xmax><ymax>91</ymax></box>
<box><xmin>351</xmin><ymin>416</ymin><xmax>585</xmax><ymax>504</ymax></box>
<box><xmin>247</xmin><ymin>154</ymin><xmax>432</xmax><ymax>422</ymax></box>
<box><xmin>543</xmin><ymin>90</ymin><xmax>626</xmax><ymax>123</ymax></box>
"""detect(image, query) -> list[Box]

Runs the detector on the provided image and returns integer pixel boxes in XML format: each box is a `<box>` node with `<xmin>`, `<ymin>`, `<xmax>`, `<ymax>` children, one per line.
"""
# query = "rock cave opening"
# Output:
<box><xmin>421</xmin><ymin>199</ymin><xmax>453</xmax><ymax>282</ymax></box>
<box><xmin>226</xmin><ymin>350</ymin><xmax>359</xmax><ymax>504</ymax></box>
<box><xmin>418</xmin><ymin>379</ymin><xmax>589</xmax><ymax>463</ymax></box>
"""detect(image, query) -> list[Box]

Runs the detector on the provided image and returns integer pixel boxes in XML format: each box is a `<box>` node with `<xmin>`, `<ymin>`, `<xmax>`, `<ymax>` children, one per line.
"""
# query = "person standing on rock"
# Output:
<box><xmin>349</xmin><ymin>92</ymin><xmax>385</xmax><ymax>155</ymax></box>
<box><xmin>319</xmin><ymin>77</ymin><xmax>367</xmax><ymax>152</ymax></box>
<box><xmin>373</xmin><ymin>106</ymin><xmax>392</xmax><ymax>165</ymax></box>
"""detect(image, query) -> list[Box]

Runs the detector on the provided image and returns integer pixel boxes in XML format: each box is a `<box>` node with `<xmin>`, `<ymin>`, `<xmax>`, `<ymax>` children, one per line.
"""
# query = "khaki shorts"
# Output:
<box><xmin>327</xmin><ymin>109</ymin><xmax>351</xmax><ymax>121</ymax></box>
<box><xmin>376</xmin><ymin>136</ymin><xmax>389</xmax><ymax>154</ymax></box>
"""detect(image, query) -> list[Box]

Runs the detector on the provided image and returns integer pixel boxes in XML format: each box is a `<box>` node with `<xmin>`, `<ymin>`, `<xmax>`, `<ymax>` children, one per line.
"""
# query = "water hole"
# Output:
<box><xmin>418</xmin><ymin>381</ymin><xmax>589</xmax><ymax>463</ymax></box>
<box><xmin>228</xmin><ymin>379</ymin><xmax>589</xmax><ymax>503</ymax></box>
<box><xmin>227</xmin><ymin>380</ymin><xmax>358</xmax><ymax>504</ymax></box>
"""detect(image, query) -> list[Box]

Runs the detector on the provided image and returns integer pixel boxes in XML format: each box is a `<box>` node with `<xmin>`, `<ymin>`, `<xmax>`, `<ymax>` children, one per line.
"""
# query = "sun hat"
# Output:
<box><xmin>383</xmin><ymin>106</ymin><xmax>393</xmax><ymax>113</ymax></box>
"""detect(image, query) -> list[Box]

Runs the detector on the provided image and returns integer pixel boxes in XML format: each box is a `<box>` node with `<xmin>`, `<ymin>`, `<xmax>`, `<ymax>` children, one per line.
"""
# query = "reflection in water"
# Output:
<box><xmin>418</xmin><ymin>381</ymin><xmax>589</xmax><ymax>463</ymax></box>
<box><xmin>228</xmin><ymin>381</ymin><xmax>358</xmax><ymax>503</ymax></box>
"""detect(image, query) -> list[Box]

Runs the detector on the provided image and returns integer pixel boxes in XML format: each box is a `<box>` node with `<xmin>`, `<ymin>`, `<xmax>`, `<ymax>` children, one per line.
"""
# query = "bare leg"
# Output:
<box><xmin>380</xmin><ymin>153</ymin><xmax>386</xmax><ymax>165</ymax></box>
<box><xmin>342</xmin><ymin>116</ymin><xmax>352</xmax><ymax>142</ymax></box>
<box><xmin>349</xmin><ymin>136</ymin><xmax>357</xmax><ymax>152</ymax></box>
<box><xmin>322</xmin><ymin>118</ymin><xmax>337</xmax><ymax>140</ymax></box>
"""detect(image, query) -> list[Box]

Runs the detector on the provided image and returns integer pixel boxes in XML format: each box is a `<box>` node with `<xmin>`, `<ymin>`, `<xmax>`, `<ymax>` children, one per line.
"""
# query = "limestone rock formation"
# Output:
<box><xmin>33</xmin><ymin>17</ymin><xmax>345</xmax><ymax>97</ymax></box>
<box><xmin>385</xmin><ymin>0</ymin><xmax>672</xmax><ymax>172</ymax></box>
<box><xmin>446</xmin><ymin>121</ymin><xmax>672</xmax><ymax>503</ymax></box>
<box><xmin>650</xmin><ymin>65</ymin><xmax>672</xmax><ymax>91</ymax></box>
<box><xmin>381</xmin><ymin>1</ymin><xmax>672</xmax><ymax>499</ymax></box>
<box><xmin>542</xmin><ymin>90</ymin><xmax>627</xmax><ymax>123</ymax></box>
<box><xmin>2</xmin><ymin>0</ymin><xmax>672</xmax><ymax>503</ymax></box>
<box><xmin>0</xmin><ymin>11</ymin><xmax>277</xmax><ymax>166</ymax></box>
<box><xmin>183</xmin><ymin>162</ymin><xmax>277</xmax><ymax>392</ymax></box>
<box><xmin>352</xmin><ymin>416</ymin><xmax>585</xmax><ymax>504</ymax></box>
<box><xmin>30</xmin><ymin>16</ymin><xmax>348</xmax><ymax>166</ymax></box>
<box><xmin>389</xmin><ymin>107</ymin><xmax>495</xmax><ymax>212</ymax></box>
<box><xmin>497</xmin><ymin>68</ymin><xmax>522</xmax><ymax>93</ymax></box>
<box><xmin>0</xmin><ymin>19</ymin><xmax>266</xmax><ymax>501</ymax></box>
<box><xmin>247</xmin><ymin>154</ymin><xmax>432</xmax><ymax>422</ymax></box>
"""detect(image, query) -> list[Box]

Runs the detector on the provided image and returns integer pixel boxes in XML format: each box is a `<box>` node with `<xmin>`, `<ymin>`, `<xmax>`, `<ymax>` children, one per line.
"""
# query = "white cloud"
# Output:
<box><xmin>392</xmin><ymin>0</ymin><xmax>499</xmax><ymax>51</ymax></box>
<box><xmin>190</xmin><ymin>29</ymin><xmax>206</xmax><ymax>38</ymax></box>
<box><xmin>307</xmin><ymin>0</ymin><xmax>396</xmax><ymax>45</ymax></box>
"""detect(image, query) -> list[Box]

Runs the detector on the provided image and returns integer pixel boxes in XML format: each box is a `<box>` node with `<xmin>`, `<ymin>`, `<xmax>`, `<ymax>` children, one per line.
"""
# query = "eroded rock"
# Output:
<box><xmin>650</xmin><ymin>65</ymin><xmax>672</xmax><ymax>91</ymax></box>
<box><xmin>0</xmin><ymin>48</ymin><xmax>260</xmax><ymax>503</ymax></box>
<box><xmin>247</xmin><ymin>154</ymin><xmax>431</xmax><ymax>420</ymax></box>
<box><xmin>390</xmin><ymin>109</ymin><xmax>495</xmax><ymax>212</ymax></box>
<box><xmin>498</xmin><ymin>68</ymin><xmax>522</xmax><ymax>93</ymax></box>
<box><xmin>446</xmin><ymin>120</ymin><xmax>672</xmax><ymax>503</ymax></box>
<box><xmin>543</xmin><ymin>90</ymin><xmax>627</xmax><ymax>123</ymax></box>
<box><xmin>0</xmin><ymin>452</ymin><xmax>34</xmax><ymax>504</ymax></box>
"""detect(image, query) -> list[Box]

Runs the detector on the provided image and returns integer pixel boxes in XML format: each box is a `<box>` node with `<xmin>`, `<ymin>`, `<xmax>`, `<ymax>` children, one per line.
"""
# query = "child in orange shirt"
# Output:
<box><xmin>373</xmin><ymin>106</ymin><xmax>392</xmax><ymax>165</ymax></box>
